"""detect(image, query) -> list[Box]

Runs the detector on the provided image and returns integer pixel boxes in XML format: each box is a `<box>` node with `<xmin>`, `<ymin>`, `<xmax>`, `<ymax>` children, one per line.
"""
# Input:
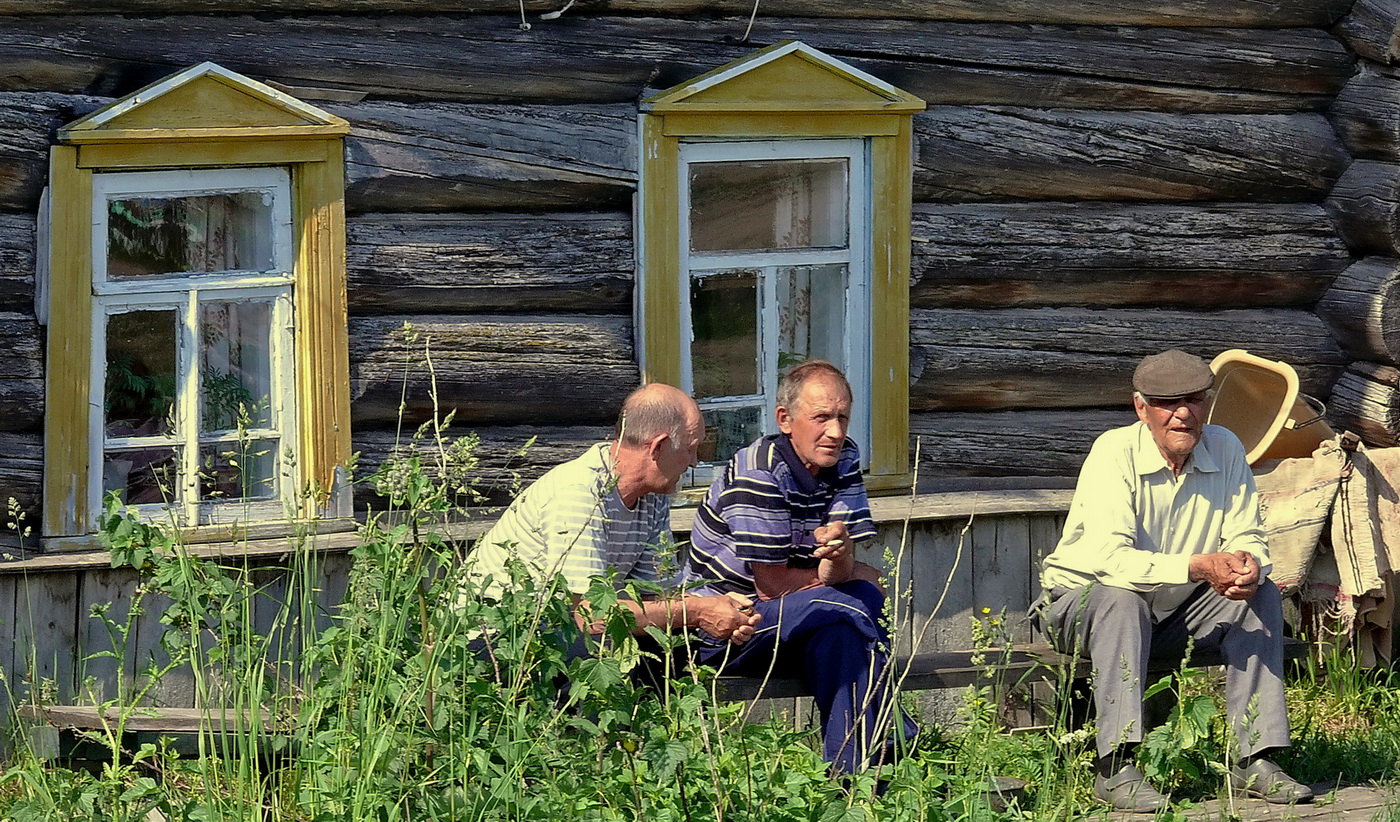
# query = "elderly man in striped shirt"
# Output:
<box><xmin>472</xmin><ymin>382</ymin><xmax>761</xmax><ymax>653</ymax></box>
<box><xmin>679</xmin><ymin>360</ymin><xmax>915</xmax><ymax>775</ymax></box>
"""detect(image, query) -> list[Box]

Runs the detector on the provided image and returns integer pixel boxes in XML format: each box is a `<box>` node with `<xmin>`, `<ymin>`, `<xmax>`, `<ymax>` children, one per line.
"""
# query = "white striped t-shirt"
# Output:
<box><xmin>470</xmin><ymin>443</ymin><xmax>667</xmax><ymax>595</ymax></box>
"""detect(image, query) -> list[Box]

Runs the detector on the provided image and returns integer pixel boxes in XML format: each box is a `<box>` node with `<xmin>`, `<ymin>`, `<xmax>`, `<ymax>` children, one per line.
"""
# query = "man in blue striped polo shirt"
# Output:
<box><xmin>680</xmin><ymin>360</ymin><xmax>915</xmax><ymax>774</ymax></box>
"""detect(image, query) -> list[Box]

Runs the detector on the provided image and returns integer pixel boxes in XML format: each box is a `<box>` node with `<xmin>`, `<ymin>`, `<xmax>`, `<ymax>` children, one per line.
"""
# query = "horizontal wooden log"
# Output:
<box><xmin>915</xmin><ymin>108</ymin><xmax>1349</xmax><ymax>202</ymax></box>
<box><xmin>1336</xmin><ymin>0</ymin><xmax>1400</xmax><ymax>66</ymax></box>
<box><xmin>1326</xmin><ymin>160</ymin><xmax>1400</xmax><ymax>254</ymax></box>
<box><xmin>327</xmin><ymin>101</ymin><xmax>636</xmax><ymax>213</ymax></box>
<box><xmin>1327</xmin><ymin>362</ymin><xmax>1400</xmax><ymax>447</ymax></box>
<box><xmin>0</xmin><ymin>92</ymin><xmax>107</xmax><ymax>214</ymax></box>
<box><xmin>0</xmin><ymin>214</ymin><xmax>34</xmax><ymax>310</ymax></box>
<box><xmin>0</xmin><ymin>431</ymin><xmax>41</xmax><ymax>532</ymax></box>
<box><xmin>1316</xmin><ymin>258</ymin><xmax>1400</xmax><ymax>366</ymax></box>
<box><xmin>0</xmin><ymin>311</ymin><xmax>43</xmax><ymax>432</ymax></box>
<box><xmin>0</xmin><ymin>0</ymin><xmax>1350</xmax><ymax>27</ymax></box>
<box><xmin>352</xmin><ymin>424</ymin><xmax>610</xmax><ymax>507</ymax></box>
<box><xmin>0</xmin><ymin>16</ymin><xmax>1349</xmax><ymax>111</ymax></box>
<box><xmin>348</xmin><ymin>314</ymin><xmax>638</xmax><ymax>427</ymax></box>
<box><xmin>347</xmin><ymin>212</ymin><xmax>632</xmax><ymax>314</ymax></box>
<box><xmin>1329</xmin><ymin>65</ymin><xmax>1400</xmax><ymax>162</ymax></box>
<box><xmin>0</xmin><ymin>97</ymin><xmax>1356</xmax><ymax>214</ymax></box>
<box><xmin>911</xmin><ymin>202</ymin><xmax>1349</xmax><ymax>308</ymax></box>
<box><xmin>910</xmin><ymin>409</ymin><xmax>1136</xmax><ymax>477</ymax></box>
<box><xmin>909</xmin><ymin>308</ymin><xmax>1347</xmax><ymax>411</ymax></box>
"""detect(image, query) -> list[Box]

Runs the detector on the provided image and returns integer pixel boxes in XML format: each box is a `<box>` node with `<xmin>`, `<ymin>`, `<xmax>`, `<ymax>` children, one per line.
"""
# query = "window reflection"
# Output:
<box><xmin>689</xmin><ymin>159</ymin><xmax>847</xmax><ymax>253</ymax></box>
<box><xmin>107</xmin><ymin>190</ymin><xmax>275</xmax><ymax>278</ymax></box>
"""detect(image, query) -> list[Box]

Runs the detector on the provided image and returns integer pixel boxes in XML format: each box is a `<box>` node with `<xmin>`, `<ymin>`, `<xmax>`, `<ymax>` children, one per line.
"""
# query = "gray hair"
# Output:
<box><xmin>776</xmin><ymin>359</ymin><xmax>852</xmax><ymax>411</ymax></box>
<box><xmin>615</xmin><ymin>383</ymin><xmax>692</xmax><ymax>447</ymax></box>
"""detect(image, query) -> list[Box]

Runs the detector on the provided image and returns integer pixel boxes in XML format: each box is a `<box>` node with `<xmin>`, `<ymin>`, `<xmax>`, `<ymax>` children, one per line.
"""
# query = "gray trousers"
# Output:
<box><xmin>1040</xmin><ymin>580</ymin><xmax>1292</xmax><ymax>758</ymax></box>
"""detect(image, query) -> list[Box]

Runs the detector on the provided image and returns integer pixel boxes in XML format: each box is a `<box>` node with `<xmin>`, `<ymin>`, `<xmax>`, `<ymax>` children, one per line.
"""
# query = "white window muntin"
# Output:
<box><xmin>90</xmin><ymin>275</ymin><xmax>296</xmax><ymax>523</ymax></box>
<box><xmin>678</xmin><ymin>138</ymin><xmax>872</xmax><ymax>474</ymax></box>
<box><xmin>92</xmin><ymin>167</ymin><xmax>294</xmax><ymax>292</ymax></box>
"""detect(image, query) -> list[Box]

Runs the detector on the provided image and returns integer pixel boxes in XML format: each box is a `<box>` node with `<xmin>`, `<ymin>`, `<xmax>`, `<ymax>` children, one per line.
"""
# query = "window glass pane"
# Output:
<box><xmin>107</xmin><ymin>191</ymin><xmax>275</xmax><ymax>278</ymax></box>
<box><xmin>105</xmin><ymin>310</ymin><xmax>178</xmax><ymax>438</ymax></box>
<box><xmin>776</xmin><ymin>264</ymin><xmax>848</xmax><ymax>374</ymax></box>
<box><xmin>200</xmin><ymin>439</ymin><xmax>278</xmax><ymax>502</ymax></box>
<box><xmin>201</xmin><ymin>301</ymin><xmax>274</xmax><ymax>432</ymax></box>
<box><xmin>689</xmin><ymin>159</ymin><xmax>847</xmax><ymax>253</ymax></box>
<box><xmin>103</xmin><ymin>446</ymin><xmax>180</xmax><ymax>506</ymax></box>
<box><xmin>691</xmin><ymin>269</ymin><xmax>760</xmax><ymax>399</ymax></box>
<box><xmin>699</xmin><ymin>407</ymin><xmax>762</xmax><ymax>465</ymax></box>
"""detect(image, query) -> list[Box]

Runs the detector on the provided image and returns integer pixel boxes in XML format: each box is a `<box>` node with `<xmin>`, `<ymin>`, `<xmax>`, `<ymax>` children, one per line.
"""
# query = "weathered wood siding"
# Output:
<box><xmin>0</xmin><ymin>503</ymin><xmax>1067</xmax><ymax>722</ymax></box>
<box><xmin>0</xmin><ymin>0</ymin><xmax>1393</xmax><ymax>524</ymax></box>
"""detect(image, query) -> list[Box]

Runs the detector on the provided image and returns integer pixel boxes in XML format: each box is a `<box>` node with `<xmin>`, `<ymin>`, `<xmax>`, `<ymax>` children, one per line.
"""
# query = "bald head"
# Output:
<box><xmin>615</xmin><ymin>383</ymin><xmax>701</xmax><ymax>448</ymax></box>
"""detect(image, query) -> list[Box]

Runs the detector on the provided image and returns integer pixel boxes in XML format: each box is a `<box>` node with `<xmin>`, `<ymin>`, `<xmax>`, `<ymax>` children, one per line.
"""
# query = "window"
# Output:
<box><xmin>43</xmin><ymin>63</ymin><xmax>351</xmax><ymax>544</ymax></box>
<box><xmin>638</xmin><ymin>42</ymin><xmax>924</xmax><ymax>489</ymax></box>
<box><xmin>93</xmin><ymin>169</ymin><xmax>296</xmax><ymax>524</ymax></box>
<box><xmin>680</xmin><ymin>140</ymin><xmax>870</xmax><ymax>468</ymax></box>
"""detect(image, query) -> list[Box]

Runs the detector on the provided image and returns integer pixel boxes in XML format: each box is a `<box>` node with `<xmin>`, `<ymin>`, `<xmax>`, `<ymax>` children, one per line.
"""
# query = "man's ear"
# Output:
<box><xmin>776</xmin><ymin>405</ymin><xmax>794</xmax><ymax>435</ymax></box>
<box><xmin>1132</xmin><ymin>394</ymin><xmax>1150</xmax><ymax>425</ymax></box>
<box><xmin>646</xmin><ymin>432</ymin><xmax>671</xmax><ymax>460</ymax></box>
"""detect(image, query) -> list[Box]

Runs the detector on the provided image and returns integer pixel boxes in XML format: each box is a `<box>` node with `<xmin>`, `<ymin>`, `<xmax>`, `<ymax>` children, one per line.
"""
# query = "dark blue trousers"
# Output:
<box><xmin>692</xmin><ymin>580</ymin><xmax>917</xmax><ymax>773</ymax></box>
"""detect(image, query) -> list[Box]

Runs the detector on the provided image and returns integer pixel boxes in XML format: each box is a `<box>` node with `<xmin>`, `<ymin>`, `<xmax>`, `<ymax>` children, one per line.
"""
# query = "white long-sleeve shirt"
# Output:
<box><xmin>1041</xmin><ymin>422</ymin><xmax>1271</xmax><ymax>620</ymax></box>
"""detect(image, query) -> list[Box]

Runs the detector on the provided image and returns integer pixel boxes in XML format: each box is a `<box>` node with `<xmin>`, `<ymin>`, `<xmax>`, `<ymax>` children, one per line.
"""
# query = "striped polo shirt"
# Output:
<box><xmin>681</xmin><ymin>433</ymin><xmax>876</xmax><ymax>597</ymax></box>
<box><xmin>471</xmin><ymin>443</ymin><xmax>666</xmax><ymax>595</ymax></box>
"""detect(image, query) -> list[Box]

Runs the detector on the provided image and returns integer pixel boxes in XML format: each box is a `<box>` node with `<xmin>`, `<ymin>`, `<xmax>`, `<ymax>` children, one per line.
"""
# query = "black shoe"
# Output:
<box><xmin>1228</xmin><ymin>758</ymin><xmax>1313</xmax><ymax>804</ymax></box>
<box><xmin>1094</xmin><ymin>762</ymin><xmax>1169</xmax><ymax>813</ymax></box>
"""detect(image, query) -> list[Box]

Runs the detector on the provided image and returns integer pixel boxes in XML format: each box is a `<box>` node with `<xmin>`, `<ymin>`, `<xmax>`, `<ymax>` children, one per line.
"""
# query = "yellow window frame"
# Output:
<box><xmin>638</xmin><ymin>42</ymin><xmax>924</xmax><ymax>490</ymax></box>
<box><xmin>43</xmin><ymin>63</ymin><xmax>351</xmax><ymax>541</ymax></box>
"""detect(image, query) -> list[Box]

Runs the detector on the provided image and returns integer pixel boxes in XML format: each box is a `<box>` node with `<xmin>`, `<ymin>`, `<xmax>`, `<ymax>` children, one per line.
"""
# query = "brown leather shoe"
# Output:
<box><xmin>1095</xmin><ymin>763</ymin><xmax>1170</xmax><ymax>813</ymax></box>
<box><xmin>1228</xmin><ymin>758</ymin><xmax>1314</xmax><ymax>804</ymax></box>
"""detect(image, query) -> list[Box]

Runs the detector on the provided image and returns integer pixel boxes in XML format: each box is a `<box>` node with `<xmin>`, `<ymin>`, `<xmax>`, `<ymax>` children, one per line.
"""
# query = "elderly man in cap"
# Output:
<box><xmin>1037</xmin><ymin>349</ymin><xmax>1311</xmax><ymax>812</ymax></box>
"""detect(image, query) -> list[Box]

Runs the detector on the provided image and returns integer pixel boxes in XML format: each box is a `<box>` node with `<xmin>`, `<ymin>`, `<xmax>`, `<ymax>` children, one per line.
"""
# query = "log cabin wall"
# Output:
<box><xmin>0</xmin><ymin>0</ymin><xmax>1389</xmax><ymax>524</ymax></box>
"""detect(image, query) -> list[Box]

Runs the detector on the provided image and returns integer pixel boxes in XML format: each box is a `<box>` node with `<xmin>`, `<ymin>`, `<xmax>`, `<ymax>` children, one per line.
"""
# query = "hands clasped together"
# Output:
<box><xmin>1190</xmin><ymin>550</ymin><xmax>1261</xmax><ymax>600</ymax></box>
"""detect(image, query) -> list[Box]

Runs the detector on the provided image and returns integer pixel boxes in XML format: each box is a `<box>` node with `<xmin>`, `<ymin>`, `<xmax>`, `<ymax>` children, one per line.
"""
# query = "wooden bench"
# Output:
<box><xmin>713</xmin><ymin>638</ymin><xmax>1310</xmax><ymax>701</ymax></box>
<box><xmin>14</xmin><ymin>705</ymin><xmax>278</xmax><ymax>762</ymax></box>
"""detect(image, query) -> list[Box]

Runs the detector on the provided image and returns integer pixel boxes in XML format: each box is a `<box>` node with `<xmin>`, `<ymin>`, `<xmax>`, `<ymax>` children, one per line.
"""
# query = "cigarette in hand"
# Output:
<box><xmin>824</xmin><ymin>539</ymin><xmax>844</xmax><ymax>548</ymax></box>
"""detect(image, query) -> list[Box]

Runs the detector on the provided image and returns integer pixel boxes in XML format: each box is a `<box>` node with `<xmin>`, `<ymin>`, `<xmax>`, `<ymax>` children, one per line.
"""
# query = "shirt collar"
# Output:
<box><xmin>1131</xmin><ymin>422</ymin><xmax>1220</xmax><ymax>477</ymax></box>
<box><xmin>772</xmin><ymin>433</ymin><xmax>835</xmax><ymax>493</ymax></box>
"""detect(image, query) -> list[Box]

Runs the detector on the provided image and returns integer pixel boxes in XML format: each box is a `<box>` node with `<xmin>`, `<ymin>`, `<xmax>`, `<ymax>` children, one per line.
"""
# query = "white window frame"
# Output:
<box><xmin>677</xmin><ymin>138</ymin><xmax>872</xmax><ymax>484</ymax></box>
<box><xmin>88</xmin><ymin>167</ymin><xmax>297</xmax><ymax>526</ymax></box>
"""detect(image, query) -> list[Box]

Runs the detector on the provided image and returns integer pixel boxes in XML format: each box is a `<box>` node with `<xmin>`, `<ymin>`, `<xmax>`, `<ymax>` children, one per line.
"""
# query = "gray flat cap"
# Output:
<box><xmin>1133</xmin><ymin>349</ymin><xmax>1214</xmax><ymax>399</ymax></box>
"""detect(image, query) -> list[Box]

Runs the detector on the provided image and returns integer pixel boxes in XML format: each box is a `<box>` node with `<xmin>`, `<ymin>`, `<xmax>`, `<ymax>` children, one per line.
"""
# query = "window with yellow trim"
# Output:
<box><xmin>638</xmin><ymin>41</ymin><xmax>924</xmax><ymax>489</ymax></box>
<box><xmin>41</xmin><ymin>63</ymin><xmax>351</xmax><ymax>544</ymax></box>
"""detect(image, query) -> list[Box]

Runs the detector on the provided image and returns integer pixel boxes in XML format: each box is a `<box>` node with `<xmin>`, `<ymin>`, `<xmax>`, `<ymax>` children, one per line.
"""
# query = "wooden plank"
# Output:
<box><xmin>0</xmin><ymin>17</ymin><xmax>1349</xmax><ymax>111</ymax></box>
<box><xmin>1316</xmin><ymin>257</ymin><xmax>1400</xmax><ymax>367</ymax></box>
<box><xmin>346</xmin><ymin>212</ymin><xmax>633</xmax><ymax>315</ymax></box>
<box><xmin>353</xmin><ymin>424</ymin><xmax>609</xmax><ymax>508</ymax></box>
<box><xmin>19</xmin><ymin>704</ymin><xmax>272</xmax><ymax>733</ymax></box>
<box><xmin>1329</xmin><ymin>65</ymin><xmax>1400</xmax><ymax>163</ymax></box>
<box><xmin>129</xmin><ymin>588</ymin><xmax>195</xmax><ymax>708</ymax></box>
<box><xmin>0</xmin><ymin>214</ymin><xmax>33</xmax><ymax>312</ymax></box>
<box><xmin>331</xmin><ymin>100</ymin><xmax>636</xmax><ymax>213</ymax></box>
<box><xmin>0</xmin><ymin>0</ymin><xmax>1350</xmax><ymax>27</ymax></box>
<box><xmin>13</xmin><ymin>572</ymin><xmax>79</xmax><ymax>702</ymax></box>
<box><xmin>911</xmin><ymin>203</ymin><xmax>1348</xmax><ymax>309</ymax></box>
<box><xmin>1326</xmin><ymin>160</ymin><xmax>1400</xmax><ymax>255</ymax></box>
<box><xmin>0</xmin><ymin>92</ymin><xmax>105</xmax><ymax>212</ymax></box>
<box><xmin>915</xmin><ymin>109</ymin><xmax>1348</xmax><ymax>202</ymax></box>
<box><xmin>347</xmin><ymin>314</ymin><xmax>638</xmax><ymax>427</ymax></box>
<box><xmin>1328</xmin><ymin>362</ymin><xmax>1400</xmax><ymax>448</ymax></box>
<box><xmin>0</xmin><ymin>574</ymin><xmax>15</xmax><ymax>758</ymax></box>
<box><xmin>911</xmin><ymin>409</ymin><xmax>1136</xmax><ymax>478</ymax></box>
<box><xmin>0</xmin><ymin>312</ymin><xmax>43</xmax><ymax>432</ymax></box>
<box><xmin>74</xmin><ymin>567</ymin><xmax>139</xmax><ymax>704</ymax></box>
<box><xmin>0</xmin><ymin>431</ymin><xmax>42</xmax><ymax>530</ymax></box>
<box><xmin>1336</xmin><ymin>0</ymin><xmax>1400</xmax><ymax>65</ymax></box>
<box><xmin>909</xmin><ymin>308</ymin><xmax>1347</xmax><ymax>412</ymax></box>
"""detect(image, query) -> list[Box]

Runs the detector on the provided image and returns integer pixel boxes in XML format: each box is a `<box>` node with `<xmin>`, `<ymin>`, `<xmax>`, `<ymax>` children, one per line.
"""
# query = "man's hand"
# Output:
<box><xmin>1190</xmin><ymin>551</ymin><xmax>1261</xmax><ymax>600</ymax></box>
<box><xmin>689</xmin><ymin>593</ymin><xmax>762</xmax><ymax>645</ymax></box>
<box><xmin>814</xmin><ymin>518</ymin><xmax>854</xmax><ymax>585</ymax></box>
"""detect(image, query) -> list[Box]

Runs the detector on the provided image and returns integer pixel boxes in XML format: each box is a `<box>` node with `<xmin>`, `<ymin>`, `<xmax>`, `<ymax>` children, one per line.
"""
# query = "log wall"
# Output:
<box><xmin>0</xmin><ymin>0</ymin><xmax>1388</xmax><ymax>525</ymax></box>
